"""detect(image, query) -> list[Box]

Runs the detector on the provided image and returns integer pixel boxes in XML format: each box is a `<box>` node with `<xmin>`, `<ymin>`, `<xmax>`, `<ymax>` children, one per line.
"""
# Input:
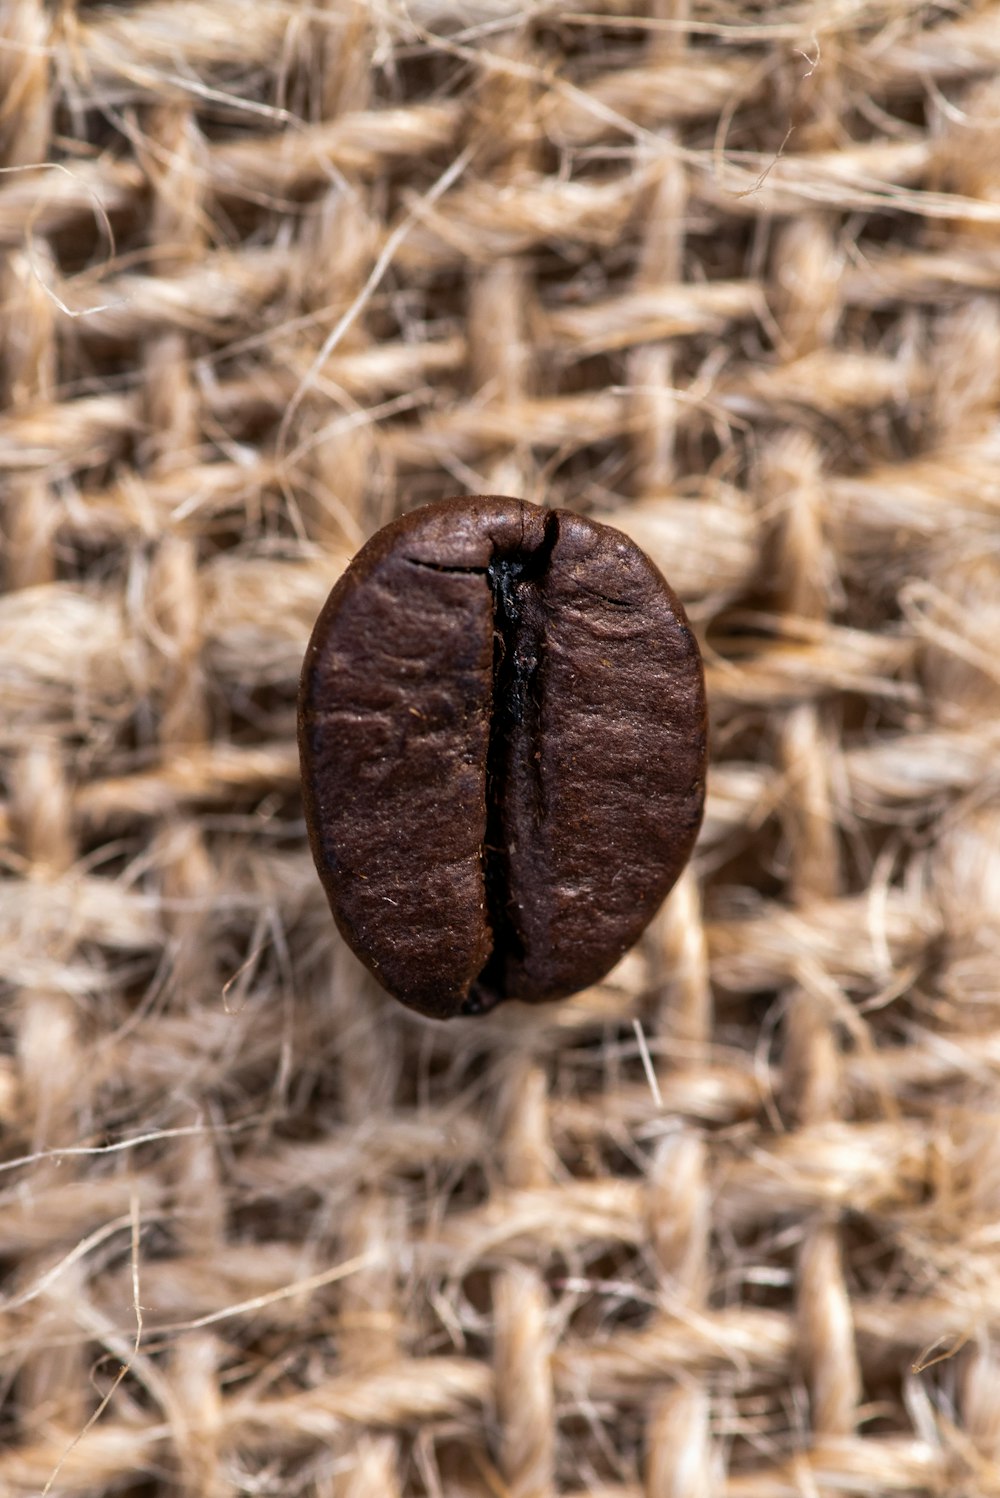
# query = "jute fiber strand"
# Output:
<box><xmin>1</xmin><ymin>1</ymin><xmax>999</xmax><ymax>1494</ymax></box>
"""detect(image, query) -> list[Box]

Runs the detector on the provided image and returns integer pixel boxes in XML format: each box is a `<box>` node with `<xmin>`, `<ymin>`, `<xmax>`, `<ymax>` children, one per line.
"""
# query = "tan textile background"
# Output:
<box><xmin>3</xmin><ymin>2</ymin><xmax>1000</xmax><ymax>1493</ymax></box>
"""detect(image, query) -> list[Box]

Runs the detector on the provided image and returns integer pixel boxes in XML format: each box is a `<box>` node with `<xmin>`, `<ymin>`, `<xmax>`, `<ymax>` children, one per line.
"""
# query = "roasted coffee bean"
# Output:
<box><xmin>298</xmin><ymin>496</ymin><xmax>706</xmax><ymax>1019</ymax></box>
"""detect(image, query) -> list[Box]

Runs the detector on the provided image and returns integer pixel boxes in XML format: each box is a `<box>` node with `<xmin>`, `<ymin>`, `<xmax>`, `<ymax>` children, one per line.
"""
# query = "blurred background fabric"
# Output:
<box><xmin>2</xmin><ymin>2</ymin><xmax>1000</xmax><ymax>1493</ymax></box>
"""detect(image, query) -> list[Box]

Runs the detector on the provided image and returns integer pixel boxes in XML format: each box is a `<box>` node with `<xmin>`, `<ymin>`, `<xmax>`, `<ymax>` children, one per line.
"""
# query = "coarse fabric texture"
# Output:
<box><xmin>1</xmin><ymin>3</ymin><xmax>999</xmax><ymax>1495</ymax></box>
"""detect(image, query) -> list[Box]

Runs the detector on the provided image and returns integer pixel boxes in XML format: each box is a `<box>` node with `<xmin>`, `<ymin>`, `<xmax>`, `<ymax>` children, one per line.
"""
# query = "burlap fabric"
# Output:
<box><xmin>3</xmin><ymin>3</ymin><xmax>1000</xmax><ymax>1494</ymax></box>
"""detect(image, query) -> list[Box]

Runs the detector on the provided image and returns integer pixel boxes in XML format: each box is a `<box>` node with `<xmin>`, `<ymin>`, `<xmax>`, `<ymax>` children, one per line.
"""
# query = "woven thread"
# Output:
<box><xmin>2</xmin><ymin>2</ymin><xmax>1000</xmax><ymax>1493</ymax></box>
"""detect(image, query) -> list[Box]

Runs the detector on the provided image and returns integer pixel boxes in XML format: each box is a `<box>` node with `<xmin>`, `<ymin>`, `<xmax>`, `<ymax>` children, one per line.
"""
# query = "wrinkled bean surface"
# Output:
<box><xmin>298</xmin><ymin>496</ymin><xmax>707</xmax><ymax>1019</ymax></box>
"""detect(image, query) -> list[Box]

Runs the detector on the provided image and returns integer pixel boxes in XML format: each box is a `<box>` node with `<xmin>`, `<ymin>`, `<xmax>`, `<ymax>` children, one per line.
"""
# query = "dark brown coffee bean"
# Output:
<box><xmin>298</xmin><ymin>496</ymin><xmax>706</xmax><ymax>1020</ymax></box>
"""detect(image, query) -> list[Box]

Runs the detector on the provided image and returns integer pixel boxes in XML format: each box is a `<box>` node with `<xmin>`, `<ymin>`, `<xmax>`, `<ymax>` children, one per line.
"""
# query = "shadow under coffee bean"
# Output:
<box><xmin>298</xmin><ymin>496</ymin><xmax>707</xmax><ymax>1020</ymax></box>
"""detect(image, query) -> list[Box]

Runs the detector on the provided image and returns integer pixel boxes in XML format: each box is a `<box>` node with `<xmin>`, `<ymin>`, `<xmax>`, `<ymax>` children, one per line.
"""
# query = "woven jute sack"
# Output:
<box><xmin>2</xmin><ymin>3</ymin><xmax>999</xmax><ymax>1494</ymax></box>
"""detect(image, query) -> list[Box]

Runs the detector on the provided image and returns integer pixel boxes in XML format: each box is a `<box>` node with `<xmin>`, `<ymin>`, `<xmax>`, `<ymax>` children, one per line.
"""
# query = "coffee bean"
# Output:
<box><xmin>299</xmin><ymin>496</ymin><xmax>706</xmax><ymax>1019</ymax></box>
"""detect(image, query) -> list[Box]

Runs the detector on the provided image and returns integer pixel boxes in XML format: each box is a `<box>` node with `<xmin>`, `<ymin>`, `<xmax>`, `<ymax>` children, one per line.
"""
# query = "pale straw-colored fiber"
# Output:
<box><xmin>2</xmin><ymin>2</ymin><xmax>1000</xmax><ymax>1494</ymax></box>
